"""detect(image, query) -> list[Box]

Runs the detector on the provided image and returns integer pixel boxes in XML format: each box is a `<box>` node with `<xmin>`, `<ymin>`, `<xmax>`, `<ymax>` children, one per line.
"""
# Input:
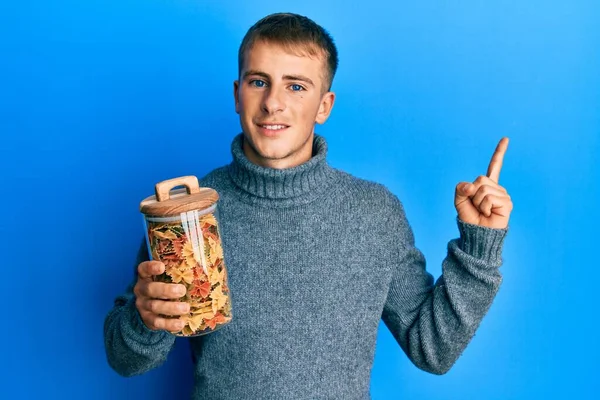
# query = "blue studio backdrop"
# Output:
<box><xmin>2</xmin><ymin>1</ymin><xmax>598</xmax><ymax>399</ymax></box>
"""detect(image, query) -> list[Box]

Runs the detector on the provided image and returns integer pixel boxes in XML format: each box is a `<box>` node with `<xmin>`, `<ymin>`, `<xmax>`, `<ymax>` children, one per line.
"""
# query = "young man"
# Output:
<box><xmin>104</xmin><ymin>13</ymin><xmax>512</xmax><ymax>399</ymax></box>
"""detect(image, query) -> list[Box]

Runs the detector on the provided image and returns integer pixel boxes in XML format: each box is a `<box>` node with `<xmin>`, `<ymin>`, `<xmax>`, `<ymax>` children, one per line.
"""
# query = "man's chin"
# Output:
<box><xmin>242</xmin><ymin>129</ymin><xmax>314</xmax><ymax>168</ymax></box>
<box><xmin>243</xmin><ymin>136</ymin><xmax>286</xmax><ymax>161</ymax></box>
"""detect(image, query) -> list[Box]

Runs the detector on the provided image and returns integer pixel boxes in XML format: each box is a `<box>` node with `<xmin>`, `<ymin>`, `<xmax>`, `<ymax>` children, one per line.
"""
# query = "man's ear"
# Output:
<box><xmin>315</xmin><ymin>91</ymin><xmax>336</xmax><ymax>124</ymax></box>
<box><xmin>233</xmin><ymin>80</ymin><xmax>240</xmax><ymax>114</ymax></box>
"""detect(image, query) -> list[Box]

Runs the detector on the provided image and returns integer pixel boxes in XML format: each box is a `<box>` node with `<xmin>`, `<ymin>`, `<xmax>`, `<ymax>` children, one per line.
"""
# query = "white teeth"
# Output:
<box><xmin>263</xmin><ymin>125</ymin><xmax>286</xmax><ymax>130</ymax></box>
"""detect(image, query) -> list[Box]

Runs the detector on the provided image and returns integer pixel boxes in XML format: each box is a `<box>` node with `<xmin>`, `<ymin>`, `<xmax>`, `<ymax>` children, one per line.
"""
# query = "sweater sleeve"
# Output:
<box><xmin>381</xmin><ymin>197</ymin><xmax>508</xmax><ymax>375</ymax></box>
<box><xmin>103</xmin><ymin>238</ymin><xmax>177</xmax><ymax>377</ymax></box>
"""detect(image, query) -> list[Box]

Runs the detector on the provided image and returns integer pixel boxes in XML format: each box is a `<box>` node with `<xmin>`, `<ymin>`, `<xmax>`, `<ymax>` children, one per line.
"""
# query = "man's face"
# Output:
<box><xmin>234</xmin><ymin>41</ymin><xmax>335</xmax><ymax>169</ymax></box>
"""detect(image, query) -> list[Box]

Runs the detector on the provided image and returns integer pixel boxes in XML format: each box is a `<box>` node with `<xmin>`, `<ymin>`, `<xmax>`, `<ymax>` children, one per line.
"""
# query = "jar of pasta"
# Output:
<box><xmin>139</xmin><ymin>176</ymin><xmax>232</xmax><ymax>336</ymax></box>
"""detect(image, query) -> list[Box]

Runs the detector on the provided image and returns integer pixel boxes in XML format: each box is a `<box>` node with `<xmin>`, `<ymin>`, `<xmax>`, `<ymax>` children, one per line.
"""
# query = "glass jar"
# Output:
<box><xmin>139</xmin><ymin>176</ymin><xmax>232</xmax><ymax>337</ymax></box>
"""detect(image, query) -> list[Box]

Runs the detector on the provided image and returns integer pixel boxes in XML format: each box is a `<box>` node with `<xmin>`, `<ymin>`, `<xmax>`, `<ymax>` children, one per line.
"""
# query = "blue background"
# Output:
<box><xmin>2</xmin><ymin>1</ymin><xmax>598</xmax><ymax>399</ymax></box>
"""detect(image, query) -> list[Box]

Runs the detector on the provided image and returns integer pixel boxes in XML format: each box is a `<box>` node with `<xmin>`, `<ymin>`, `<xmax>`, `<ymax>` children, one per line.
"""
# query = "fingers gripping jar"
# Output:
<box><xmin>140</xmin><ymin>176</ymin><xmax>232</xmax><ymax>336</ymax></box>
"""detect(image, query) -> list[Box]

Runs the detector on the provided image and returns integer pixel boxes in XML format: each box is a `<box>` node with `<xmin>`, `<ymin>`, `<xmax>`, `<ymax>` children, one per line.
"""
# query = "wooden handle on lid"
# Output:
<box><xmin>155</xmin><ymin>176</ymin><xmax>201</xmax><ymax>202</ymax></box>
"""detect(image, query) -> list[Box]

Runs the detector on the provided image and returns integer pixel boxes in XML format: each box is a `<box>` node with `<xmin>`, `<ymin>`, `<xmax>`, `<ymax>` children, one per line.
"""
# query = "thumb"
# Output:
<box><xmin>454</xmin><ymin>182</ymin><xmax>473</xmax><ymax>203</ymax></box>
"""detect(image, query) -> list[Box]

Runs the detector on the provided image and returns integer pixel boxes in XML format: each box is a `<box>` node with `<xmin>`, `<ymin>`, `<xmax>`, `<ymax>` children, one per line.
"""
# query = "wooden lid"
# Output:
<box><xmin>140</xmin><ymin>176</ymin><xmax>219</xmax><ymax>216</ymax></box>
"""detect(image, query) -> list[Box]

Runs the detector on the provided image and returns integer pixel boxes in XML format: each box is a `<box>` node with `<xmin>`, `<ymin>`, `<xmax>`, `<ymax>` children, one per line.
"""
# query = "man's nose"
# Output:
<box><xmin>261</xmin><ymin>87</ymin><xmax>286</xmax><ymax>114</ymax></box>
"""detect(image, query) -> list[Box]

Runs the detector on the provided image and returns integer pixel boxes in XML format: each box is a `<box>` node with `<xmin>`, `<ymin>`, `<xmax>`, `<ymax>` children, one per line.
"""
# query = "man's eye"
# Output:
<box><xmin>250</xmin><ymin>80</ymin><xmax>266</xmax><ymax>88</ymax></box>
<box><xmin>290</xmin><ymin>84</ymin><xmax>304</xmax><ymax>92</ymax></box>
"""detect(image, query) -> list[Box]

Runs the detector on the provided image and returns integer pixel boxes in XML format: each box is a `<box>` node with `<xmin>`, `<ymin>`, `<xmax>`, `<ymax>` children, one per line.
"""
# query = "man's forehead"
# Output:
<box><xmin>244</xmin><ymin>40</ymin><xmax>325</xmax><ymax>67</ymax></box>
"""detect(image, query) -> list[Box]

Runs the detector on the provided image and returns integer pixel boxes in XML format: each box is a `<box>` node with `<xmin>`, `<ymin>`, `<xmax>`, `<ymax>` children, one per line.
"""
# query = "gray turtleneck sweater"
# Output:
<box><xmin>104</xmin><ymin>133</ymin><xmax>508</xmax><ymax>400</ymax></box>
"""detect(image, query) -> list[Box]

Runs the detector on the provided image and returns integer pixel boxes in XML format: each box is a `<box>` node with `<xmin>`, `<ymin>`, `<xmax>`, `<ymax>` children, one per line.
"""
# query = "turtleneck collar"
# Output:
<box><xmin>227</xmin><ymin>133</ymin><xmax>336</xmax><ymax>206</ymax></box>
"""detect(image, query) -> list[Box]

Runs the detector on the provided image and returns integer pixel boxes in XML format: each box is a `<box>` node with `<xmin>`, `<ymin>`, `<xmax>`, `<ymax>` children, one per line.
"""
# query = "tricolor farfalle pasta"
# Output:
<box><xmin>147</xmin><ymin>212</ymin><xmax>232</xmax><ymax>336</ymax></box>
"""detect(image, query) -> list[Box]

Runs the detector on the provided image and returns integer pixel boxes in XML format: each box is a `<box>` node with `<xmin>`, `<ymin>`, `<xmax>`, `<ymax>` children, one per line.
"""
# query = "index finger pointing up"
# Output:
<box><xmin>486</xmin><ymin>137</ymin><xmax>509</xmax><ymax>182</ymax></box>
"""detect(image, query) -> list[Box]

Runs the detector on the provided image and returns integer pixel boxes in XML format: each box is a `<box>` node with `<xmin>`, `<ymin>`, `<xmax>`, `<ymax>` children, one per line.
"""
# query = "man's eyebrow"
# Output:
<box><xmin>283</xmin><ymin>74</ymin><xmax>314</xmax><ymax>87</ymax></box>
<box><xmin>243</xmin><ymin>70</ymin><xmax>270</xmax><ymax>80</ymax></box>
<box><xmin>243</xmin><ymin>70</ymin><xmax>315</xmax><ymax>87</ymax></box>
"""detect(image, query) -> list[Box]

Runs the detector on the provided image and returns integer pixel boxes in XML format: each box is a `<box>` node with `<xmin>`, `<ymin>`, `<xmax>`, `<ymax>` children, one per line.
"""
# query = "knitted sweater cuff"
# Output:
<box><xmin>122</xmin><ymin>297</ymin><xmax>172</xmax><ymax>345</ymax></box>
<box><xmin>456</xmin><ymin>216</ymin><xmax>508</xmax><ymax>266</ymax></box>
